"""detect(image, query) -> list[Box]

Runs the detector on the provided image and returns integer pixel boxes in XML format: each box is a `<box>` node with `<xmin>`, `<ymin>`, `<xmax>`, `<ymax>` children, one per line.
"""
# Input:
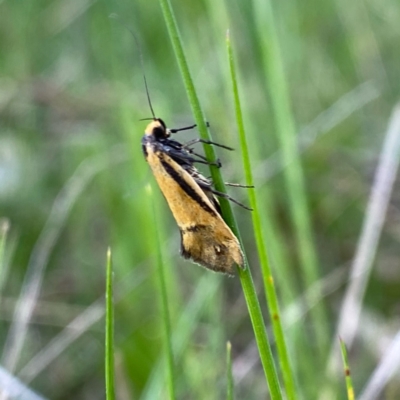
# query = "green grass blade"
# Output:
<box><xmin>157</xmin><ymin>0</ymin><xmax>223</xmax><ymax>191</ymax></box>
<box><xmin>237</xmin><ymin>268</ymin><xmax>283</xmax><ymax>398</ymax></box>
<box><xmin>0</xmin><ymin>219</ymin><xmax>10</xmax><ymax>296</ymax></box>
<box><xmin>252</xmin><ymin>0</ymin><xmax>329</xmax><ymax>358</ymax></box>
<box><xmin>157</xmin><ymin>0</ymin><xmax>282</xmax><ymax>398</ymax></box>
<box><xmin>226</xmin><ymin>31</ymin><xmax>297</xmax><ymax>400</ymax></box>
<box><xmin>148</xmin><ymin>184</ymin><xmax>176</xmax><ymax>400</ymax></box>
<box><xmin>226</xmin><ymin>341</ymin><xmax>234</xmax><ymax>400</ymax></box>
<box><xmin>141</xmin><ymin>274</ymin><xmax>220</xmax><ymax>399</ymax></box>
<box><xmin>339</xmin><ymin>339</ymin><xmax>355</xmax><ymax>400</ymax></box>
<box><xmin>105</xmin><ymin>247</ymin><xmax>115</xmax><ymax>400</ymax></box>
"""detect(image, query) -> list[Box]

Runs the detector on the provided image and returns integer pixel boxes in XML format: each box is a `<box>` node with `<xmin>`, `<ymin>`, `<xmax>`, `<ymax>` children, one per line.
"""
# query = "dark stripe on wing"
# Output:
<box><xmin>160</xmin><ymin>158</ymin><xmax>216</xmax><ymax>215</ymax></box>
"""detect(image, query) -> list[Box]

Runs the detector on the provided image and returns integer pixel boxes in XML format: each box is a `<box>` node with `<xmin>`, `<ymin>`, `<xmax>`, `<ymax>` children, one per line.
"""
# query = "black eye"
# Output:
<box><xmin>153</xmin><ymin>126</ymin><xmax>166</xmax><ymax>138</ymax></box>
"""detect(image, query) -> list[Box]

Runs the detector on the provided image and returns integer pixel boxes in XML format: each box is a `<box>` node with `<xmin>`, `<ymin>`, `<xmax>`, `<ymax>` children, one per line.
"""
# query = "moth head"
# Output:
<box><xmin>144</xmin><ymin>118</ymin><xmax>170</xmax><ymax>139</ymax></box>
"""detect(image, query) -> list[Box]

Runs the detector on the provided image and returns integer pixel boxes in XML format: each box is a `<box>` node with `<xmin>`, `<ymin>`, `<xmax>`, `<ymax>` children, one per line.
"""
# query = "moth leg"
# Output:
<box><xmin>182</xmin><ymin>138</ymin><xmax>234</xmax><ymax>151</ymax></box>
<box><xmin>165</xmin><ymin>147</ymin><xmax>221</xmax><ymax>167</ymax></box>
<box><xmin>169</xmin><ymin>121</ymin><xmax>210</xmax><ymax>134</ymax></box>
<box><xmin>213</xmin><ymin>189</ymin><xmax>252</xmax><ymax>211</ymax></box>
<box><xmin>209</xmin><ymin>189</ymin><xmax>253</xmax><ymax>211</ymax></box>
<box><xmin>169</xmin><ymin>124</ymin><xmax>197</xmax><ymax>133</ymax></box>
<box><xmin>224</xmin><ymin>182</ymin><xmax>254</xmax><ymax>188</ymax></box>
<box><xmin>204</xmin><ymin>178</ymin><xmax>253</xmax><ymax>189</ymax></box>
<box><xmin>178</xmin><ymin>153</ymin><xmax>221</xmax><ymax>168</ymax></box>
<box><xmin>175</xmin><ymin>147</ymin><xmax>222</xmax><ymax>168</ymax></box>
<box><xmin>164</xmin><ymin>136</ymin><xmax>221</xmax><ymax>166</ymax></box>
<box><xmin>196</xmin><ymin>180</ymin><xmax>252</xmax><ymax>211</ymax></box>
<box><xmin>190</xmin><ymin>158</ymin><xmax>221</xmax><ymax>167</ymax></box>
<box><xmin>184</xmin><ymin>150</ymin><xmax>222</xmax><ymax>168</ymax></box>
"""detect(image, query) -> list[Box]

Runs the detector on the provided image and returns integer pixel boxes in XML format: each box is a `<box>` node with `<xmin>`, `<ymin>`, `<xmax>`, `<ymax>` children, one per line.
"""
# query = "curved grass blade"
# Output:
<box><xmin>252</xmin><ymin>0</ymin><xmax>329</xmax><ymax>361</ymax></box>
<box><xmin>226</xmin><ymin>341</ymin><xmax>234</xmax><ymax>400</ymax></box>
<box><xmin>226</xmin><ymin>30</ymin><xmax>297</xmax><ymax>400</ymax></box>
<box><xmin>156</xmin><ymin>0</ymin><xmax>282</xmax><ymax>398</ymax></box>
<box><xmin>147</xmin><ymin>184</ymin><xmax>176</xmax><ymax>400</ymax></box>
<box><xmin>105</xmin><ymin>247</ymin><xmax>115</xmax><ymax>400</ymax></box>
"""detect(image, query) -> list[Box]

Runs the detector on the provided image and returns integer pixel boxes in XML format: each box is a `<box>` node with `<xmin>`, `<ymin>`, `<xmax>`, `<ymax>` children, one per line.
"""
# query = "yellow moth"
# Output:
<box><xmin>142</xmin><ymin>117</ymin><xmax>250</xmax><ymax>275</ymax></box>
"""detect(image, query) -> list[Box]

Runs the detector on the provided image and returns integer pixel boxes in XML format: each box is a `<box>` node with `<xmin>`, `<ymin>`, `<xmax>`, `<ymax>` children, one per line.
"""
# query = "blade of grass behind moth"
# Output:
<box><xmin>105</xmin><ymin>248</ymin><xmax>115</xmax><ymax>400</ymax></box>
<box><xmin>146</xmin><ymin>184</ymin><xmax>176</xmax><ymax>400</ymax></box>
<box><xmin>157</xmin><ymin>1</ymin><xmax>282</xmax><ymax>398</ymax></box>
<box><xmin>252</xmin><ymin>0</ymin><xmax>329</xmax><ymax>362</ymax></box>
<box><xmin>141</xmin><ymin>274</ymin><xmax>221</xmax><ymax>400</ymax></box>
<box><xmin>227</xmin><ymin>31</ymin><xmax>297</xmax><ymax>400</ymax></box>
<box><xmin>226</xmin><ymin>341</ymin><xmax>234</xmax><ymax>400</ymax></box>
<box><xmin>339</xmin><ymin>339</ymin><xmax>355</xmax><ymax>400</ymax></box>
<box><xmin>0</xmin><ymin>219</ymin><xmax>10</xmax><ymax>298</ymax></box>
<box><xmin>157</xmin><ymin>0</ymin><xmax>219</xmax><ymax>182</ymax></box>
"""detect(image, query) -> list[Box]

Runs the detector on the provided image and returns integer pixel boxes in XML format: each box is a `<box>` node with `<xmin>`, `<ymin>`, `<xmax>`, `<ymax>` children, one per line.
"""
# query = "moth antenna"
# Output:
<box><xmin>109</xmin><ymin>13</ymin><xmax>156</xmax><ymax>119</ymax></box>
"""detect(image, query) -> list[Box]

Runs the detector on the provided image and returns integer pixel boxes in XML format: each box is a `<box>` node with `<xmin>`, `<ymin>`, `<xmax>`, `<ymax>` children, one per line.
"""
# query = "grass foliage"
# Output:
<box><xmin>1</xmin><ymin>0</ymin><xmax>400</xmax><ymax>398</ymax></box>
<box><xmin>105</xmin><ymin>248</ymin><xmax>115</xmax><ymax>400</ymax></box>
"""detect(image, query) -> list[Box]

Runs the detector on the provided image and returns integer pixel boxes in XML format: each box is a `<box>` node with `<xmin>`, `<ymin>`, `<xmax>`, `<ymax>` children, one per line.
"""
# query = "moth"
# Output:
<box><xmin>111</xmin><ymin>20</ymin><xmax>249</xmax><ymax>273</ymax></box>
<box><xmin>142</xmin><ymin>116</ymin><xmax>251</xmax><ymax>275</ymax></box>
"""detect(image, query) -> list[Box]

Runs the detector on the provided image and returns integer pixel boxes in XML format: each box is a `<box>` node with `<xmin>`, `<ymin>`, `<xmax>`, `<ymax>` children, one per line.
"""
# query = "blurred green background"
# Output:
<box><xmin>0</xmin><ymin>0</ymin><xmax>400</xmax><ymax>398</ymax></box>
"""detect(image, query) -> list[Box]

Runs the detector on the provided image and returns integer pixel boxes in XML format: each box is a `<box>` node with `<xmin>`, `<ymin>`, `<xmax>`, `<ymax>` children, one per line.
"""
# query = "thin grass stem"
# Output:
<box><xmin>157</xmin><ymin>0</ymin><xmax>282</xmax><ymax>397</ymax></box>
<box><xmin>339</xmin><ymin>339</ymin><xmax>355</xmax><ymax>400</ymax></box>
<box><xmin>226</xmin><ymin>31</ymin><xmax>297</xmax><ymax>400</ymax></box>
<box><xmin>226</xmin><ymin>341</ymin><xmax>234</xmax><ymax>400</ymax></box>
<box><xmin>148</xmin><ymin>184</ymin><xmax>176</xmax><ymax>400</ymax></box>
<box><xmin>105</xmin><ymin>248</ymin><xmax>115</xmax><ymax>400</ymax></box>
<box><xmin>252</xmin><ymin>0</ymin><xmax>329</xmax><ymax>360</ymax></box>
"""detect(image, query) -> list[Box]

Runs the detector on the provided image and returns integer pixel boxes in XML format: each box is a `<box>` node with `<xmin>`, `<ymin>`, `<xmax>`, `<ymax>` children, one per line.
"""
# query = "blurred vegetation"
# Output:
<box><xmin>0</xmin><ymin>0</ymin><xmax>399</xmax><ymax>399</ymax></box>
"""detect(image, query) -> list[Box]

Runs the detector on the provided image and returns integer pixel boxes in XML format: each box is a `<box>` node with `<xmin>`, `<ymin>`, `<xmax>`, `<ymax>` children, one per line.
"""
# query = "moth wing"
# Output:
<box><xmin>145</xmin><ymin>146</ymin><xmax>244</xmax><ymax>274</ymax></box>
<box><xmin>180</xmin><ymin>224</ymin><xmax>244</xmax><ymax>275</ymax></box>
